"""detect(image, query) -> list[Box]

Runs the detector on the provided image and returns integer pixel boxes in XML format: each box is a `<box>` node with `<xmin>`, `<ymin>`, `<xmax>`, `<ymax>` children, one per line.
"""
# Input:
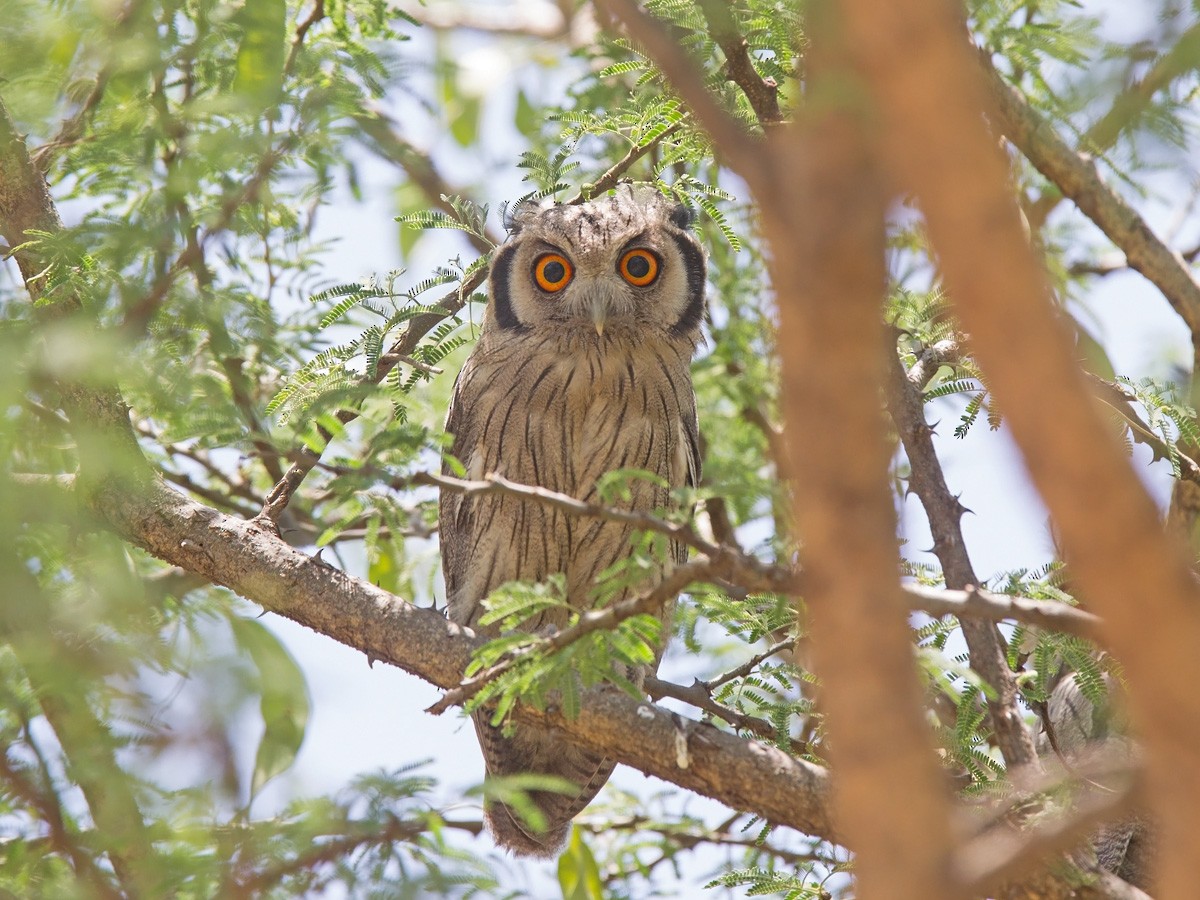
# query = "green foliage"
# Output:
<box><xmin>465</xmin><ymin>575</ymin><xmax>665</xmax><ymax>728</ymax></box>
<box><xmin>472</xmin><ymin>773</ymin><xmax>580</xmax><ymax>840</ymax></box>
<box><xmin>396</xmin><ymin>196</ymin><xmax>496</xmax><ymax>248</ymax></box>
<box><xmin>705</xmin><ymin>865</ymin><xmax>831</xmax><ymax>899</ymax></box>
<box><xmin>230</xmin><ymin>616</ymin><xmax>311</xmax><ymax>803</ymax></box>
<box><xmin>558</xmin><ymin>827</ymin><xmax>605</xmax><ymax>900</ymax></box>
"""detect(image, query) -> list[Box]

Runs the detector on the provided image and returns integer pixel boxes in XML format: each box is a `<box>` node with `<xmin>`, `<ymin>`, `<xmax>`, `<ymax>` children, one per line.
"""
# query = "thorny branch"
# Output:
<box><xmin>1085</xmin><ymin>372</ymin><xmax>1200</xmax><ymax>483</ymax></box>
<box><xmin>697</xmin><ymin>0</ymin><xmax>784</xmax><ymax>126</ymax></box>
<box><xmin>886</xmin><ymin>345</ymin><xmax>1042</xmax><ymax>773</ymax></box>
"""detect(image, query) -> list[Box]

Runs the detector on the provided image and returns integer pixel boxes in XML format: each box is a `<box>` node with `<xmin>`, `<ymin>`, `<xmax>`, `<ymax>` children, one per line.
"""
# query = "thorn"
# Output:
<box><xmin>366</xmin><ymin>653</ymin><xmax>377</xmax><ymax>668</ymax></box>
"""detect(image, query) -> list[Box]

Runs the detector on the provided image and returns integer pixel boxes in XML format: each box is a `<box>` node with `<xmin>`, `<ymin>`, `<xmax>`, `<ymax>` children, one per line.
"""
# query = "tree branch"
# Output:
<box><xmin>696</xmin><ymin>0</ymin><xmax>784</xmax><ymax>127</ymax></box>
<box><xmin>840</xmin><ymin>0</ymin><xmax>1200</xmax><ymax>893</ymax></box>
<box><xmin>585</xmin><ymin>121</ymin><xmax>684</xmax><ymax>198</ymax></box>
<box><xmin>353</xmin><ymin>108</ymin><xmax>502</xmax><ymax>254</ymax></box>
<box><xmin>653</xmin><ymin>1</ymin><xmax>961</xmax><ymax>890</ymax></box>
<box><xmin>979</xmin><ymin>46</ymin><xmax>1200</xmax><ymax>337</ymax></box>
<box><xmin>107</xmin><ymin>480</ymin><xmax>839</xmax><ymax>843</ymax></box>
<box><xmin>887</xmin><ymin>346</ymin><xmax>1043</xmax><ymax>774</ymax></box>
<box><xmin>1081</xmin><ymin>21</ymin><xmax>1200</xmax><ymax>156</ymax></box>
<box><xmin>906</xmin><ymin>583</ymin><xmax>1100</xmax><ymax>642</ymax></box>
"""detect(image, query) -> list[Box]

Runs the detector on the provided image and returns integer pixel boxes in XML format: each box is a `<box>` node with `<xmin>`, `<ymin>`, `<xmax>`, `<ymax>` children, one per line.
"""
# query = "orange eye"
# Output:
<box><xmin>533</xmin><ymin>253</ymin><xmax>573</xmax><ymax>292</ymax></box>
<box><xmin>619</xmin><ymin>248</ymin><xmax>659</xmax><ymax>286</ymax></box>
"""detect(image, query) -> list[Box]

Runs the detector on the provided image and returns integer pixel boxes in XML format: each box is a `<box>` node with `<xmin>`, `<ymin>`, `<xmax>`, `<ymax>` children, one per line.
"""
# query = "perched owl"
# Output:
<box><xmin>439</xmin><ymin>184</ymin><xmax>705</xmax><ymax>857</ymax></box>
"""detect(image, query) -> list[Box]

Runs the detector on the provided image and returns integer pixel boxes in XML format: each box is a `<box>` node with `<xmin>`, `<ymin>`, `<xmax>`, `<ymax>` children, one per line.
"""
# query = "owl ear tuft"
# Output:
<box><xmin>667</xmin><ymin>202</ymin><xmax>695</xmax><ymax>230</ymax></box>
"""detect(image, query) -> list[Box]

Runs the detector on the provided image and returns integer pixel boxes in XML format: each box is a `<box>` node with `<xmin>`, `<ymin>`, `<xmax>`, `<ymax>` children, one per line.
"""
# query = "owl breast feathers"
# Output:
<box><xmin>439</xmin><ymin>184</ymin><xmax>705</xmax><ymax>857</ymax></box>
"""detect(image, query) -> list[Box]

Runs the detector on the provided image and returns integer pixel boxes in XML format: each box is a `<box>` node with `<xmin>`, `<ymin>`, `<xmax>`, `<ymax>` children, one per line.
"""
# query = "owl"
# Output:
<box><xmin>439</xmin><ymin>184</ymin><xmax>705</xmax><ymax>857</ymax></box>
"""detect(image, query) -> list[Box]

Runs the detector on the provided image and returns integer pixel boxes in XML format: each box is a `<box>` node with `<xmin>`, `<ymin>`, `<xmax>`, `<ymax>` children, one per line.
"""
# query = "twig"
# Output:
<box><xmin>26</xmin><ymin>0</ymin><xmax>148</xmax><ymax>171</ymax></box>
<box><xmin>1086</xmin><ymin>23</ymin><xmax>1200</xmax><ymax>154</ymax></box>
<box><xmin>1025</xmin><ymin>22</ymin><xmax>1200</xmax><ymax>234</ymax></box>
<box><xmin>426</xmin><ymin>559</ymin><xmax>716</xmax><ymax>714</ymax></box>
<box><xmin>350</xmin><ymin>464</ymin><xmax>1104</xmax><ymax>638</ymax></box>
<box><xmin>353</xmin><ymin>108</ymin><xmax>503</xmax><ymax>253</ymax></box>
<box><xmin>227</xmin><ymin>815</ymin><xmax>483</xmax><ymax>898</ymax></box>
<box><xmin>1084</xmin><ymin>371</ymin><xmax>1200</xmax><ymax>483</ymax></box>
<box><xmin>220</xmin><ymin>355</ymin><xmax>285</xmax><ymax>483</ymax></box>
<box><xmin>706</xmin><ymin>639</ymin><xmax>794</xmax><ymax>691</ymax></box>
<box><xmin>906</xmin><ymin>584</ymin><xmax>1100</xmax><ymax>642</ymax></box>
<box><xmin>135</xmin><ymin>422</ymin><xmax>266</xmax><ymax>507</ymax></box>
<box><xmin>886</xmin><ymin>348</ymin><xmax>1043</xmax><ymax>772</ymax></box>
<box><xmin>697</xmin><ymin>0</ymin><xmax>784</xmax><ymax>126</ymax></box>
<box><xmin>160</xmin><ymin>468</ymin><xmax>260</xmax><ymax>518</ymax></box>
<box><xmin>1067</xmin><ymin>235</ymin><xmax>1200</xmax><ymax>278</ymax></box>
<box><xmin>588</xmin><ymin>813</ymin><xmax>832</xmax><ymax>883</ymax></box>
<box><xmin>29</xmin><ymin>72</ymin><xmax>112</xmax><ymax>172</ymax></box>
<box><xmin>400</xmin><ymin>469</ymin><xmax>798</xmax><ymax>590</ymax></box>
<box><xmin>596</xmin><ymin>0</ymin><xmax>764</xmax><ymax>179</ymax></box>
<box><xmin>581</xmin><ymin>121</ymin><xmax>684</xmax><ymax>199</ymax></box>
<box><xmin>285</xmin><ymin>0</ymin><xmax>326</xmax><ymax>74</ymax></box>
<box><xmin>644</xmin><ymin>674</ymin><xmax>808</xmax><ymax>755</ymax></box>
<box><xmin>121</xmin><ymin>139</ymin><xmax>298</xmax><ymax>335</ymax></box>
<box><xmin>256</xmin><ymin>287</ymin><xmax>475</xmax><ymax>522</ymax></box>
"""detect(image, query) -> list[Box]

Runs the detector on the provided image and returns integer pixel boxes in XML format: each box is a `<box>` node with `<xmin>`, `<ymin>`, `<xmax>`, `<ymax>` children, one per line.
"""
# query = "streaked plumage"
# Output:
<box><xmin>439</xmin><ymin>185</ymin><xmax>705</xmax><ymax>857</ymax></box>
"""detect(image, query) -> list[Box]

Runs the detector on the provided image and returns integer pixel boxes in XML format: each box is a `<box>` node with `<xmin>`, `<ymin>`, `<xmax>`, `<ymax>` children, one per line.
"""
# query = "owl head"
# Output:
<box><xmin>484</xmin><ymin>184</ymin><xmax>706</xmax><ymax>341</ymax></box>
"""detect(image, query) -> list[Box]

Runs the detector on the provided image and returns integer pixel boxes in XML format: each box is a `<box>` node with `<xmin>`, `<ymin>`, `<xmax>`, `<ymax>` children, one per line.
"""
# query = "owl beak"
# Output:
<box><xmin>591</xmin><ymin>297</ymin><xmax>607</xmax><ymax>336</ymax></box>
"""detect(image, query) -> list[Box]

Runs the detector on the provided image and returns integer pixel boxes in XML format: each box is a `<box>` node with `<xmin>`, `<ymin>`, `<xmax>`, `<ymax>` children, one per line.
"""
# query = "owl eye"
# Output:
<box><xmin>619</xmin><ymin>248</ymin><xmax>659</xmax><ymax>286</ymax></box>
<box><xmin>533</xmin><ymin>253</ymin><xmax>573</xmax><ymax>292</ymax></box>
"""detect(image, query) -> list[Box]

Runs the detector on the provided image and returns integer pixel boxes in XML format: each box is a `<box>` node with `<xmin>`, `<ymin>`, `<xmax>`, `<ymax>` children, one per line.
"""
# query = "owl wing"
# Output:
<box><xmin>676</xmin><ymin>390</ymin><xmax>702</xmax><ymax>565</ymax></box>
<box><xmin>439</xmin><ymin>361</ymin><xmax>478</xmax><ymax>620</ymax></box>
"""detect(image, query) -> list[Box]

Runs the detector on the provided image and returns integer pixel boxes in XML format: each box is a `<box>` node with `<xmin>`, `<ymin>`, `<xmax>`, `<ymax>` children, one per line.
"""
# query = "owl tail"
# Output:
<box><xmin>474</xmin><ymin>712</ymin><xmax>616</xmax><ymax>858</ymax></box>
